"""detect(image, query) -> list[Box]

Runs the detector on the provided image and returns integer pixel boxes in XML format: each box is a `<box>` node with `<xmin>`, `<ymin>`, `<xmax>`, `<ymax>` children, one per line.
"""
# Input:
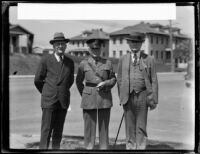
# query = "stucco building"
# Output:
<box><xmin>9</xmin><ymin>24</ymin><xmax>34</xmax><ymax>54</ymax></box>
<box><xmin>67</xmin><ymin>29</ymin><xmax>109</xmax><ymax>57</ymax></box>
<box><xmin>109</xmin><ymin>22</ymin><xmax>191</xmax><ymax>66</ymax></box>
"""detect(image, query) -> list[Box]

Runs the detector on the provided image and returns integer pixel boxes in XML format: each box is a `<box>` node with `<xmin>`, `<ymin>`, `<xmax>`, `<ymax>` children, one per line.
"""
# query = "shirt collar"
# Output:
<box><xmin>131</xmin><ymin>51</ymin><xmax>141</xmax><ymax>59</ymax></box>
<box><xmin>54</xmin><ymin>53</ymin><xmax>63</xmax><ymax>62</ymax></box>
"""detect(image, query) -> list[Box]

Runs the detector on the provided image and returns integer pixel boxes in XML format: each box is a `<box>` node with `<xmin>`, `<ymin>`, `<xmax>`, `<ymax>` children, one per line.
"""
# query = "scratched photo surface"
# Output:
<box><xmin>8</xmin><ymin>4</ymin><xmax>195</xmax><ymax>150</ymax></box>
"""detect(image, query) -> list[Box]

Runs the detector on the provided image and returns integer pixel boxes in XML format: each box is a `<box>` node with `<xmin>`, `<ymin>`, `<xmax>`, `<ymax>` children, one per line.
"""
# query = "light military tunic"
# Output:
<box><xmin>76</xmin><ymin>56</ymin><xmax>116</xmax><ymax>109</ymax></box>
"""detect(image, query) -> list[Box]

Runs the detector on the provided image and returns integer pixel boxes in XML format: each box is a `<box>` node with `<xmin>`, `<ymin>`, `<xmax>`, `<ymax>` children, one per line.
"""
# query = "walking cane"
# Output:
<box><xmin>113</xmin><ymin>112</ymin><xmax>124</xmax><ymax>147</ymax></box>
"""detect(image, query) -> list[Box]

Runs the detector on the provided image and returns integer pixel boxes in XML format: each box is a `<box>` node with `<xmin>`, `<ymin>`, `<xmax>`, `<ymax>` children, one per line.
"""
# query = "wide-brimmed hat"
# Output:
<box><xmin>125</xmin><ymin>32</ymin><xmax>145</xmax><ymax>42</ymax></box>
<box><xmin>49</xmin><ymin>32</ymin><xmax>70</xmax><ymax>45</ymax></box>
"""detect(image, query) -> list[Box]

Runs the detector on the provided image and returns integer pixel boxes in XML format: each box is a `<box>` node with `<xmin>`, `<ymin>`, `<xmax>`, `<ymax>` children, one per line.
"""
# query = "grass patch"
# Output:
<box><xmin>9</xmin><ymin>53</ymin><xmax>172</xmax><ymax>75</ymax></box>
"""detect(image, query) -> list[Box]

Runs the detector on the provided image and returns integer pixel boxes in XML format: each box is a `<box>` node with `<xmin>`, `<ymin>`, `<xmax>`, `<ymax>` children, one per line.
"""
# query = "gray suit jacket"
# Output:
<box><xmin>117</xmin><ymin>52</ymin><xmax>158</xmax><ymax>106</ymax></box>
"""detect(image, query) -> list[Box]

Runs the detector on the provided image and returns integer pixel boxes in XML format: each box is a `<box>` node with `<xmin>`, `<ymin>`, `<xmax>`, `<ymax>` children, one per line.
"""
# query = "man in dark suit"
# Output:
<box><xmin>76</xmin><ymin>34</ymin><xmax>116</xmax><ymax>149</ymax></box>
<box><xmin>34</xmin><ymin>32</ymin><xmax>74</xmax><ymax>149</ymax></box>
<box><xmin>117</xmin><ymin>32</ymin><xmax>158</xmax><ymax>150</ymax></box>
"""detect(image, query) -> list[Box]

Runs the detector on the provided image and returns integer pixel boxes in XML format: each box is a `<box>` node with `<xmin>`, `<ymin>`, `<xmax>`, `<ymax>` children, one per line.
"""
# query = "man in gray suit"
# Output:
<box><xmin>117</xmin><ymin>32</ymin><xmax>158</xmax><ymax>150</ymax></box>
<box><xmin>76</xmin><ymin>34</ymin><xmax>116</xmax><ymax>149</ymax></box>
<box><xmin>34</xmin><ymin>32</ymin><xmax>74</xmax><ymax>149</ymax></box>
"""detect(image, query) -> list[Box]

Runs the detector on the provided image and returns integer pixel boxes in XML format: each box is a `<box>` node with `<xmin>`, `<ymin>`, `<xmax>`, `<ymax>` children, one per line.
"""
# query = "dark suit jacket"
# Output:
<box><xmin>117</xmin><ymin>52</ymin><xmax>158</xmax><ymax>106</ymax></box>
<box><xmin>34</xmin><ymin>54</ymin><xmax>74</xmax><ymax>109</ymax></box>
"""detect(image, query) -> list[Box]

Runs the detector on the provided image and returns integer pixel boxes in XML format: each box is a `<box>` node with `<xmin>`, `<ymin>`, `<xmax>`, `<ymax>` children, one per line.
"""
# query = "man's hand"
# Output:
<box><xmin>96</xmin><ymin>81</ymin><xmax>106</xmax><ymax>91</ymax></box>
<box><xmin>149</xmin><ymin>103</ymin><xmax>157</xmax><ymax>110</ymax></box>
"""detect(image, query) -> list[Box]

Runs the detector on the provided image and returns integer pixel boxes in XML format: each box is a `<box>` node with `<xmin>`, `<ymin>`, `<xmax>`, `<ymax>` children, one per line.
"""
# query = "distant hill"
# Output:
<box><xmin>9</xmin><ymin>53</ymin><xmax>173</xmax><ymax>75</ymax></box>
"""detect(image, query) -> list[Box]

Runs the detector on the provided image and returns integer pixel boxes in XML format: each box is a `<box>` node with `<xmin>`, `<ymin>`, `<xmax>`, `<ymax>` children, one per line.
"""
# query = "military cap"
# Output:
<box><xmin>50</xmin><ymin>32</ymin><xmax>70</xmax><ymax>45</ymax></box>
<box><xmin>125</xmin><ymin>32</ymin><xmax>145</xmax><ymax>42</ymax></box>
<box><xmin>86</xmin><ymin>30</ymin><xmax>109</xmax><ymax>44</ymax></box>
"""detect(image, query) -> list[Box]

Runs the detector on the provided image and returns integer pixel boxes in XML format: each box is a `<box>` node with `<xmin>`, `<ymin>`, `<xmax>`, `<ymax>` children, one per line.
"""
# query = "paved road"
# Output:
<box><xmin>9</xmin><ymin>73</ymin><xmax>195</xmax><ymax>149</ymax></box>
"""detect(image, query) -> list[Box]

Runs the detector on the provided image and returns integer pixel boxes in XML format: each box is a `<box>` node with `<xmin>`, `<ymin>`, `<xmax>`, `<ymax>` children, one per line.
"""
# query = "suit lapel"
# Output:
<box><xmin>122</xmin><ymin>53</ymin><xmax>131</xmax><ymax>81</ymax></box>
<box><xmin>57</xmin><ymin>56</ymin><xmax>67</xmax><ymax>85</ymax></box>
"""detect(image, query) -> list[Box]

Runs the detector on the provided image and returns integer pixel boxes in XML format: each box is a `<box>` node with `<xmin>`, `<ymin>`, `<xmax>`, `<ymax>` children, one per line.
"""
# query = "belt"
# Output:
<box><xmin>85</xmin><ymin>82</ymin><xmax>98</xmax><ymax>87</ymax></box>
<box><xmin>132</xmin><ymin>87</ymin><xmax>146</xmax><ymax>94</ymax></box>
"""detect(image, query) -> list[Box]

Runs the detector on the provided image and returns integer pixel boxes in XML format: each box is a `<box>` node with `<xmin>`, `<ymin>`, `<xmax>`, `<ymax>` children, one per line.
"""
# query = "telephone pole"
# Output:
<box><xmin>169</xmin><ymin>20</ymin><xmax>175</xmax><ymax>72</ymax></box>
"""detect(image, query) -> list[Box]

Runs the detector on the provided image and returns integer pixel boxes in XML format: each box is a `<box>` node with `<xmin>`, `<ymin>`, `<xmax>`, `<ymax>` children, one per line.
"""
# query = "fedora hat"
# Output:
<box><xmin>49</xmin><ymin>32</ymin><xmax>70</xmax><ymax>44</ymax></box>
<box><xmin>125</xmin><ymin>32</ymin><xmax>145</xmax><ymax>42</ymax></box>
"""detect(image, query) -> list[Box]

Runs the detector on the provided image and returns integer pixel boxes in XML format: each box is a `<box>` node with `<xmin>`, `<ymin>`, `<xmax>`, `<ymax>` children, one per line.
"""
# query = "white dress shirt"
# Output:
<box><xmin>54</xmin><ymin>53</ymin><xmax>63</xmax><ymax>62</ymax></box>
<box><xmin>131</xmin><ymin>51</ymin><xmax>140</xmax><ymax>63</ymax></box>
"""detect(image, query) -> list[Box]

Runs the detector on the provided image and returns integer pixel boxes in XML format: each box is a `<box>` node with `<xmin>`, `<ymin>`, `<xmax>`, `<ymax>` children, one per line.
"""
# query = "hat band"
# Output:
<box><xmin>53</xmin><ymin>37</ymin><xmax>66</xmax><ymax>40</ymax></box>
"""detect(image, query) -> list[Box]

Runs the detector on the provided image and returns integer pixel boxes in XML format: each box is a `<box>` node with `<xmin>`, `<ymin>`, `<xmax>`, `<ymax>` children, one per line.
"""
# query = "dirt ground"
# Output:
<box><xmin>10</xmin><ymin>134</ymin><xmax>190</xmax><ymax>150</ymax></box>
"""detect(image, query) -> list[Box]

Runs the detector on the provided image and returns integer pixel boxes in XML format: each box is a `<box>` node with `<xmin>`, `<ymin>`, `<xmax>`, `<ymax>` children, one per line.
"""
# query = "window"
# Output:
<box><xmin>161</xmin><ymin>37</ymin><xmax>164</xmax><ymax>44</ymax></box>
<box><xmin>156</xmin><ymin>51</ymin><xmax>158</xmax><ymax>59</ymax></box>
<box><xmin>113</xmin><ymin>50</ymin><xmax>116</xmax><ymax>57</ymax></box>
<box><xmin>151</xmin><ymin>36</ymin><xmax>153</xmax><ymax>44</ymax></box>
<box><xmin>166</xmin><ymin>38</ymin><xmax>169</xmax><ymax>45</ymax></box>
<box><xmin>156</xmin><ymin>36</ymin><xmax>159</xmax><ymax>44</ymax></box>
<box><xmin>102</xmin><ymin>52</ymin><xmax>105</xmax><ymax>57</ymax></box>
<box><xmin>161</xmin><ymin>51</ymin><xmax>163</xmax><ymax>59</ymax></box>
<box><xmin>113</xmin><ymin>38</ymin><xmax>116</xmax><ymax>44</ymax></box>
<box><xmin>77</xmin><ymin>41</ymin><xmax>79</xmax><ymax>47</ymax></box>
<box><xmin>82</xmin><ymin>41</ymin><xmax>84</xmax><ymax>46</ymax></box>
<box><xmin>102</xmin><ymin>42</ymin><xmax>105</xmax><ymax>48</ymax></box>
<box><xmin>120</xmin><ymin>50</ymin><xmax>123</xmax><ymax>57</ymax></box>
<box><xmin>184</xmin><ymin>59</ymin><xmax>187</xmax><ymax>63</ymax></box>
<box><xmin>119</xmin><ymin>38</ymin><xmax>123</xmax><ymax>44</ymax></box>
<box><xmin>150</xmin><ymin>50</ymin><xmax>153</xmax><ymax>56</ymax></box>
<box><xmin>166</xmin><ymin>51</ymin><xmax>171</xmax><ymax>59</ymax></box>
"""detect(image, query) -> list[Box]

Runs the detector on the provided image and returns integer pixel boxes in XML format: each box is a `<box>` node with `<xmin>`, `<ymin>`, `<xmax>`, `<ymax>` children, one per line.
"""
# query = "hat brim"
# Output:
<box><xmin>49</xmin><ymin>39</ymin><xmax>70</xmax><ymax>45</ymax></box>
<box><xmin>86</xmin><ymin>39</ymin><xmax>106</xmax><ymax>44</ymax></box>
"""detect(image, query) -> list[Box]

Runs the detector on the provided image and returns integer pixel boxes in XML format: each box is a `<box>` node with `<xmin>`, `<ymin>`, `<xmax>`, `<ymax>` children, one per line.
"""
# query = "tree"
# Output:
<box><xmin>173</xmin><ymin>39</ymin><xmax>192</xmax><ymax>61</ymax></box>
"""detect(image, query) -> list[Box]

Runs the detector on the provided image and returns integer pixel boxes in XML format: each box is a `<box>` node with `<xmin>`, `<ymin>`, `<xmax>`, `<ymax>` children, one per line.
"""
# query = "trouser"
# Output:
<box><xmin>123</xmin><ymin>90</ymin><xmax>148</xmax><ymax>150</ymax></box>
<box><xmin>83</xmin><ymin>108</ymin><xmax>111</xmax><ymax>150</ymax></box>
<box><xmin>39</xmin><ymin>102</ymin><xmax>67</xmax><ymax>149</ymax></box>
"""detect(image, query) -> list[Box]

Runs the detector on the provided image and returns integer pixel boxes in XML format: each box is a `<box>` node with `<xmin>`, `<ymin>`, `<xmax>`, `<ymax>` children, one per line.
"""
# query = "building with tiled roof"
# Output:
<box><xmin>109</xmin><ymin>22</ymin><xmax>190</xmax><ymax>66</ymax></box>
<box><xmin>9</xmin><ymin>24</ymin><xmax>34</xmax><ymax>54</ymax></box>
<box><xmin>67</xmin><ymin>29</ymin><xmax>109</xmax><ymax>57</ymax></box>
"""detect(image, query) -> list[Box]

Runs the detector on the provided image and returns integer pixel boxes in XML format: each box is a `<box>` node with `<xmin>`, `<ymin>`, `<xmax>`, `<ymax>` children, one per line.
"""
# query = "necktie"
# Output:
<box><xmin>133</xmin><ymin>53</ymin><xmax>137</xmax><ymax>66</ymax></box>
<box><xmin>59</xmin><ymin>56</ymin><xmax>63</xmax><ymax>65</ymax></box>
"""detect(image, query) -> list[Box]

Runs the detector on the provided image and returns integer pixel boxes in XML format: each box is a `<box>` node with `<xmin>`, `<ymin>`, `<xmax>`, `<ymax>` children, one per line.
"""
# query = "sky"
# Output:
<box><xmin>9</xmin><ymin>5</ymin><xmax>195</xmax><ymax>49</ymax></box>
